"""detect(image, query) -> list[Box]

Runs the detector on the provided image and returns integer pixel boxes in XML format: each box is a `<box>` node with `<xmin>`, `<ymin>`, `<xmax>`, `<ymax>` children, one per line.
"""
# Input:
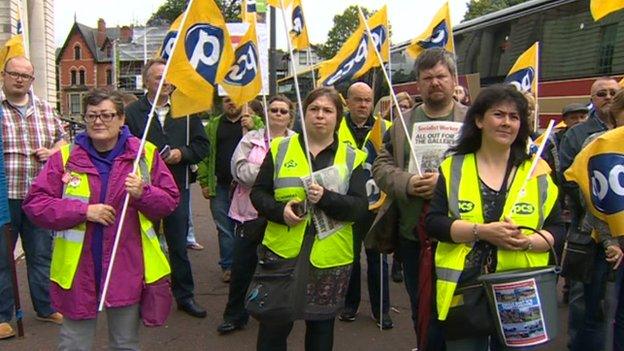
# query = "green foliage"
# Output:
<box><xmin>147</xmin><ymin>0</ymin><xmax>241</xmax><ymax>26</ymax></box>
<box><xmin>316</xmin><ymin>5</ymin><xmax>372</xmax><ymax>60</ymax></box>
<box><xmin>463</xmin><ymin>0</ymin><xmax>531</xmax><ymax>21</ymax></box>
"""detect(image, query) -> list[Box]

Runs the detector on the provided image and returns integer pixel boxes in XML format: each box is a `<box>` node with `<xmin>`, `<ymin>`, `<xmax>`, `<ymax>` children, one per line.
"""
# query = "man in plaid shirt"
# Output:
<box><xmin>0</xmin><ymin>56</ymin><xmax>67</xmax><ymax>339</ymax></box>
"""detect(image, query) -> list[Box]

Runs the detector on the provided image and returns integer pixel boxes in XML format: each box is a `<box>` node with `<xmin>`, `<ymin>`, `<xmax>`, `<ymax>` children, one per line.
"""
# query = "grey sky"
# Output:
<box><xmin>55</xmin><ymin>0</ymin><xmax>469</xmax><ymax>48</ymax></box>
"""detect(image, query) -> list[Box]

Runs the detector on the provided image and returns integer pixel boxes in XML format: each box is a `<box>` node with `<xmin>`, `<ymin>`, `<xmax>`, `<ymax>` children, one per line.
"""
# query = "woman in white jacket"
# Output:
<box><xmin>216</xmin><ymin>95</ymin><xmax>295</xmax><ymax>334</ymax></box>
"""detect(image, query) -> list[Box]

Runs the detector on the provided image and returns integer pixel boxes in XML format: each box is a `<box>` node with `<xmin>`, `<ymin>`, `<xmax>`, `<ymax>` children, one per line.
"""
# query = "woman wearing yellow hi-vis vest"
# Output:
<box><xmin>249</xmin><ymin>87</ymin><xmax>368</xmax><ymax>351</ymax></box>
<box><xmin>23</xmin><ymin>90</ymin><xmax>179</xmax><ymax>350</ymax></box>
<box><xmin>424</xmin><ymin>85</ymin><xmax>564</xmax><ymax>350</ymax></box>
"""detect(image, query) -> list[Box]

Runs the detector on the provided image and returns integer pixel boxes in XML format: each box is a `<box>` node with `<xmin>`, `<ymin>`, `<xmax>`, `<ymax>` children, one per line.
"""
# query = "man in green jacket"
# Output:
<box><xmin>197</xmin><ymin>97</ymin><xmax>263</xmax><ymax>282</ymax></box>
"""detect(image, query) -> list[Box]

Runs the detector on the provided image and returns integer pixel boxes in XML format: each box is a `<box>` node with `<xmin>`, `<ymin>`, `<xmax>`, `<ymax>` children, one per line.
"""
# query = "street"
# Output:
<box><xmin>2</xmin><ymin>184</ymin><xmax>568</xmax><ymax>350</ymax></box>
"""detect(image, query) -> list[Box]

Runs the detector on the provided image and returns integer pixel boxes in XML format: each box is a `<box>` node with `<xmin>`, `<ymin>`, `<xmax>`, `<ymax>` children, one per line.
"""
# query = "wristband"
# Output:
<box><xmin>472</xmin><ymin>223</ymin><xmax>480</xmax><ymax>242</ymax></box>
<box><xmin>524</xmin><ymin>238</ymin><xmax>533</xmax><ymax>251</ymax></box>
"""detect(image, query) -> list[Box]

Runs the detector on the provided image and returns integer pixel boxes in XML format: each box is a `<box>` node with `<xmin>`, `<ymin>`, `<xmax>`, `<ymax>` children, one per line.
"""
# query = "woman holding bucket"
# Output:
<box><xmin>425</xmin><ymin>85</ymin><xmax>564</xmax><ymax>349</ymax></box>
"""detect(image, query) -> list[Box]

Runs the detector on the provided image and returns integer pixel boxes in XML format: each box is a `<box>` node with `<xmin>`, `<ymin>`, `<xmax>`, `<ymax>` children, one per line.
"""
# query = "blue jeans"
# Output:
<box><xmin>571</xmin><ymin>248</ymin><xmax>609</xmax><ymax>351</ymax></box>
<box><xmin>209</xmin><ymin>183</ymin><xmax>235</xmax><ymax>270</ymax></box>
<box><xmin>0</xmin><ymin>199</ymin><xmax>55</xmax><ymax>322</ymax></box>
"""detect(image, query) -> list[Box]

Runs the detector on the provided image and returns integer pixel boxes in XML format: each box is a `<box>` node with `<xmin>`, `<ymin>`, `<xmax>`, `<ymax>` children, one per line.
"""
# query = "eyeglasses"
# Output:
<box><xmin>83</xmin><ymin>112</ymin><xmax>118</xmax><ymax>123</ymax></box>
<box><xmin>3</xmin><ymin>70</ymin><xmax>34</xmax><ymax>81</ymax></box>
<box><xmin>270</xmin><ymin>108</ymin><xmax>290</xmax><ymax>115</ymax></box>
<box><xmin>594</xmin><ymin>89</ymin><xmax>618</xmax><ymax>98</ymax></box>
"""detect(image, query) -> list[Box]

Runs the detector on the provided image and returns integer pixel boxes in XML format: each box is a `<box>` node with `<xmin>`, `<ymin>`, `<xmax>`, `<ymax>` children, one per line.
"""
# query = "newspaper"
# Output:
<box><xmin>408</xmin><ymin>121</ymin><xmax>463</xmax><ymax>173</ymax></box>
<box><xmin>301</xmin><ymin>165</ymin><xmax>348</xmax><ymax>240</ymax></box>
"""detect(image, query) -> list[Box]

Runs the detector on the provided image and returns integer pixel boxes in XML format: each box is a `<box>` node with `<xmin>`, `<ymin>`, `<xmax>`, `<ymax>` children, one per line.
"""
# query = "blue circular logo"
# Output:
<box><xmin>185</xmin><ymin>24</ymin><xmax>225</xmax><ymax>84</ymax></box>
<box><xmin>223</xmin><ymin>41</ymin><xmax>258</xmax><ymax>86</ymax></box>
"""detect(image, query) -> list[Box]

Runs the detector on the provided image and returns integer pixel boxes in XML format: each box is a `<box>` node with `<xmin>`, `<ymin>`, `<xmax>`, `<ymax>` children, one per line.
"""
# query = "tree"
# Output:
<box><xmin>147</xmin><ymin>0</ymin><xmax>241</xmax><ymax>26</ymax></box>
<box><xmin>463</xmin><ymin>0</ymin><xmax>531</xmax><ymax>21</ymax></box>
<box><xmin>316</xmin><ymin>5</ymin><xmax>372</xmax><ymax>60</ymax></box>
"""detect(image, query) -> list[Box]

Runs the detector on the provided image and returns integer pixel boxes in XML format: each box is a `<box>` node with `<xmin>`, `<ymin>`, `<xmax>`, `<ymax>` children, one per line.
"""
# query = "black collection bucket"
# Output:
<box><xmin>479</xmin><ymin>266</ymin><xmax>559</xmax><ymax>348</ymax></box>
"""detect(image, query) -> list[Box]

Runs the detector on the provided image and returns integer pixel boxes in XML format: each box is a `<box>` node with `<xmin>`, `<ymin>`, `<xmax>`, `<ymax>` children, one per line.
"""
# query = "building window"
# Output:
<box><xmin>598</xmin><ymin>24</ymin><xmax>617</xmax><ymax>74</ymax></box>
<box><xmin>106</xmin><ymin>69</ymin><xmax>112</xmax><ymax>85</ymax></box>
<box><xmin>74</xmin><ymin>45</ymin><xmax>81</xmax><ymax>60</ymax></box>
<box><xmin>70</xmin><ymin>70</ymin><xmax>77</xmax><ymax>85</ymax></box>
<box><xmin>69</xmin><ymin>93</ymin><xmax>82</xmax><ymax>115</ymax></box>
<box><xmin>299</xmin><ymin>52</ymin><xmax>308</xmax><ymax>65</ymax></box>
<box><xmin>79</xmin><ymin>70</ymin><xmax>86</xmax><ymax>85</ymax></box>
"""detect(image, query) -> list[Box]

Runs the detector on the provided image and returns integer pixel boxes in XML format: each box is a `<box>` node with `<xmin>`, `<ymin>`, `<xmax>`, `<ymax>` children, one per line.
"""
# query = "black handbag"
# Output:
<box><xmin>245</xmin><ymin>245</ymin><xmax>298</xmax><ymax>325</ymax></box>
<box><xmin>560</xmin><ymin>227</ymin><xmax>596</xmax><ymax>283</ymax></box>
<box><xmin>442</xmin><ymin>282</ymin><xmax>496</xmax><ymax>340</ymax></box>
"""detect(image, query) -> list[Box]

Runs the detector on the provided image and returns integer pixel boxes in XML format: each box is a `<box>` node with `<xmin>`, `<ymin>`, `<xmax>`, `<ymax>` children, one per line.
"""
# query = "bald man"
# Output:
<box><xmin>337</xmin><ymin>81</ymin><xmax>394</xmax><ymax>329</ymax></box>
<box><xmin>0</xmin><ymin>56</ymin><xmax>66</xmax><ymax>338</ymax></box>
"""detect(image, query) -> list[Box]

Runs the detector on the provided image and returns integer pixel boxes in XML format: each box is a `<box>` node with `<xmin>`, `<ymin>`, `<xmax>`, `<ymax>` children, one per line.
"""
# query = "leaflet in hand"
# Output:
<box><xmin>301</xmin><ymin>165</ymin><xmax>348</xmax><ymax>240</ymax></box>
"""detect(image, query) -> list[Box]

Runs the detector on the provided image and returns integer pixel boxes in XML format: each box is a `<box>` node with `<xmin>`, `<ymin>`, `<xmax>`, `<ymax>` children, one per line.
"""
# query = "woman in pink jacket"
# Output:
<box><xmin>216</xmin><ymin>95</ymin><xmax>295</xmax><ymax>334</ymax></box>
<box><xmin>23</xmin><ymin>89</ymin><xmax>179</xmax><ymax>350</ymax></box>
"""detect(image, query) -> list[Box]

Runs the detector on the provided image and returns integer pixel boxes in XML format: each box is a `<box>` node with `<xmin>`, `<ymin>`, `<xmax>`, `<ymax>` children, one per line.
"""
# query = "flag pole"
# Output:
<box><xmin>278</xmin><ymin>0</ymin><xmax>313</xmax><ymax>177</ymax></box>
<box><xmin>505</xmin><ymin>119</ymin><xmax>555</xmax><ymax>219</ymax></box>
<box><xmin>534</xmin><ymin>41</ymin><xmax>540</xmax><ymax>132</ymax></box>
<box><xmin>253</xmin><ymin>18</ymin><xmax>271</xmax><ymax>141</ymax></box>
<box><xmin>98</xmin><ymin>0</ymin><xmax>195</xmax><ymax>312</ymax></box>
<box><xmin>357</xmin><ymin>6</ymin><xmax>422</xmax><ymax>177</ymax></box>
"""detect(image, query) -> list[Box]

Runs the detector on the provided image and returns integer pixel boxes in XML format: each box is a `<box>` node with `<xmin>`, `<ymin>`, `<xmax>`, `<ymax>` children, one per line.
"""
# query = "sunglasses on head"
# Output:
<box><xmin>270</xmin><ymin>108</ymin><xmax>289</xmax><ymax>115</ymax></box>
<box><xmin>594</xmin><ymin>89</ymin><xmax>618</xmax><ymax>98</ymax></box>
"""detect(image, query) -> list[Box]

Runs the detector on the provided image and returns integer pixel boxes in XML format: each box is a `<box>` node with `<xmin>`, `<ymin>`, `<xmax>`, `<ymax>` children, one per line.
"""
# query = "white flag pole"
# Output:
<box><xmin>278</xmin><ymin>0</ymin><xmax>313</xmax><ymax>176</ymax></box>
<box><xmin>252</xmin><ymin>18</ymin><xmax>271</xmax><ymax>142</ymax></box>
<box><xmin>357</xmin><ymin>6</ymin><xmax>422</xmax><ymax>177</ymax></box>
<box><xmin>98</xmin><ymin>0</ymin><xmax>195</xmax><ymax>312</ymax></box>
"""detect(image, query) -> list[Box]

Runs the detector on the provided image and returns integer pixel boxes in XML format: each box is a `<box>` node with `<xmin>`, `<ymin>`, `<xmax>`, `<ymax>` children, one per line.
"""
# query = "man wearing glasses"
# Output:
<box><xmin>558</xmin><ymin>76</ymin><xmax>620</xmax><ymax>349</ymax></box>
<box><xmin>0</xmin><ymin>56</ymin><xmax>67</xmax><ymax>339</ymax></box>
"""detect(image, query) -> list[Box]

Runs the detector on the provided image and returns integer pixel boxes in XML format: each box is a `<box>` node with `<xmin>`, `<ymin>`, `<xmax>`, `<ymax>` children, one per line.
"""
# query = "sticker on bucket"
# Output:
<box><xmin>491</xmin><ymin>278</ymin><xmax>548</xmax><ymax>347</ymax></box>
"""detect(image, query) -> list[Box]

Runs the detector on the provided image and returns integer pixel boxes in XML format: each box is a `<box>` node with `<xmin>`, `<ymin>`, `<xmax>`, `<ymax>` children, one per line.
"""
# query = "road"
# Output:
<box><xmin>2</xmin><ymin>185</ymin><xmax>569</xmax><ymax>350</ymax></box>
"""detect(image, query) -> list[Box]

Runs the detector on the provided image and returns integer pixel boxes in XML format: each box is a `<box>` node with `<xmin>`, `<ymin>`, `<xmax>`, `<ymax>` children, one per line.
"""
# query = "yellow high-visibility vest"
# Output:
<box><xmin>50</xmin><ymin>142</ymin><xmax>170</xmax><ymax>289</ymax></box>
<box><xmin>262</xmin><ymin>134</ymin><xmax>366</xmax><ymax>268</ymax></box>
<box><xmin>435</xmin><ymin>153</ymin><xmax>558</xmax><ymax>320</ymax></box>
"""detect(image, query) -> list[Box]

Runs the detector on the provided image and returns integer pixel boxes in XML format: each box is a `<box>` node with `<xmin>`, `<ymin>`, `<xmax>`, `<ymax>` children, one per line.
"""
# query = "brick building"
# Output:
<box><xmin>56</xmin><ymin>18</ymin><xmax>167</xmax><ymax>118</ymax></box>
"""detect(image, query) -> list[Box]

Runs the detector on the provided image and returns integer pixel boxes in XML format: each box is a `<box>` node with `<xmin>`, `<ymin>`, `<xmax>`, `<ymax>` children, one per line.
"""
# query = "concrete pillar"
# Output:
<box><xmin>27</xmin><ymin>0</ymin><xmax>48</xmax><ymax>100</ymax></box>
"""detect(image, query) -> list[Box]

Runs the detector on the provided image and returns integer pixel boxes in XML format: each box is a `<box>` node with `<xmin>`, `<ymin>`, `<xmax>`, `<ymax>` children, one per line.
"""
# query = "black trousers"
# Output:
<box><xmin>344</xmin><ymin>211</ymin><xmax>390</xmax><ymax>316</ymax></box>
<box><xmin>163</xmin><ymin>188</ymin><xmax>194</xmax><ymax>301</ymax></box>
<box><xmin>257</xmin><ymin>318</ymin><xmax>335</xmax><ymax>351</ymax></box>
<box><xmin>222</xmin><ymin>218</ymin><xmax>265</xmax><ymax>324</ymax></box>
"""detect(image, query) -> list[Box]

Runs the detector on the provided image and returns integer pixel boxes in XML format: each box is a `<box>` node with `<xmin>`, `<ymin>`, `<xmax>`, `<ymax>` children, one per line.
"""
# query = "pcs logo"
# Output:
<box><xmin>324</xmin><ymin>35</ymin><xmax>369</xmax><ymax>86</ymax></box>
<box><xmin>589</xmin><ymin>154</ymin><xmax>624</xmax><ymax>215</ymax></box>
<box><xmin>418</xmin><ymin>21</ymin><xmax>449</xmax><ymax>49</ymax></box>
<box><xmin>284</xmin><ymin>160</ymin><xmax>298</xmax><ymax>168</ymax></box>
<box><xmin>185</xmin><ymin>24</ymin><xmax>225</xmax><ymax>85</ymax></box>
<box><xmin>458</xmin><ymin>200</ymin><xmax>475</xmax><ymax>213</ymax></box>
<box><xmin>505</xmin><ymin>68</ymin><xmax>535</xmax><ymax>93</ymax></box>
<box><xmin>161</xmin><ymin>31</ymin><xmax>178</xmax><ymax>60</ymax></box>
<box><xmin>513</xmin><ymin>203</ymin><xmax>535</xmax><ymax>215</ymax></box>
<box><xmin>291</xmin><ymin>6</ymin><xmax>304</xmax><ymax>35</ymax></box>
<box><xmin>223</xmin><ymin>42</ymin><xmax>258</xmax><ymax>86</ymax></box>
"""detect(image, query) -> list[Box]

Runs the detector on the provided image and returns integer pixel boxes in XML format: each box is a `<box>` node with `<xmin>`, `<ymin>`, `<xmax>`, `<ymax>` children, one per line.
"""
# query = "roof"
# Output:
<box><xmin>56</xmin><ymin>22</ymin><xmax>167</xmax><ymax>63</ymax></box>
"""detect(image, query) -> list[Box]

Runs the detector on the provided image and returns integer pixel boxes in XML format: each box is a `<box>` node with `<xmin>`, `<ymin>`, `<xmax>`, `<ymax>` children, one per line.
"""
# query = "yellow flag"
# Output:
<box><xmin>159</xmin><ymin>15</ymin><xmax>182</xmax><ymax>60</ymax></box>
<box><xmin>0</xmin><ymin>15</ymin><xmax>25</xmax><ymax>72</ymax></box>
<box><xmin>565</xmin><ymin>127</ymin><xmax>624</xmax><ymax>236</ymax></box>
<box><xmin>317</xmin><ymin>7</ymin><xmax>389</xmax><ymax>87</ymax></box>
<box><xmin>504</xmin><ymin>42</ymin><xmax>538</xmax><ymax>95</ymax></box>
<box><xmin>406</xmin><ymin>2</ymin><xmax>454</xmax><ymax>58</ymax></box>
<box><xmin>360</xmin><ymin>6</ymin><xmax>389</xmax><ymax>74</ymax></box>
<box><xmin>241</xmin><ymin>0</ymin><xmax>257</xmax><ymax>23</ymax></box>
<box><xmin>166</xmin><ymin>0</ymin><xmax>235</xmax><ymax>117</ymax></box>
<box><xmin>267</xmin><ymin>0</ymin><xmax>293</xmax><ymax>9</ymax></box>
<box><xmin>591</xmin><ymin>0</ymin><xmax>624</xmax><ymax>21</ymax></box>
<box><xmin>289</xmin><ymin>0</ymin><xmax>310</xmax><ymax>50</ymax></box>
<box><xmin>220</xmin><ymin>22</ymin><xmax>262</xmax><ymax>107</ymax></box>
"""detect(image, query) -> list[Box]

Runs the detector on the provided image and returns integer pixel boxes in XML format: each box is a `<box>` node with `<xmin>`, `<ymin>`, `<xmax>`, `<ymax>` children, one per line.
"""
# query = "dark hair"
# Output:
<box><xmin>414</xmin><ymin>48</ymin><xmax>457</xmax><ymax>80</ymax></box>
<box><xmin>248</xmin><ymin>99</ymin><xmax>265</xmax><ymax>119</ymax></box>
<box><xmin>448</xmin><ymin>84</ymin><xmax>530</xmax><ymax>166</ymax></box>
<box><xmin>83</xmin><ymin>89</ymin><xmax>125</xmax><ymax>116</ymax></box>
<box><xmin>142</xmin><ymin>58</ymin><xmax>167</xmax><ymax>83</ymax></box>
<box><xmin>303</xmin><ymin>87</ymin><xmax>343</xmax><ymax>131</ymax></box>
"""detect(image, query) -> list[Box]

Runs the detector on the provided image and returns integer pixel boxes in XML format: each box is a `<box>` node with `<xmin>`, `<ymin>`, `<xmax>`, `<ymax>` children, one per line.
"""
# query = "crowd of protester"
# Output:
<box><xmin>1</xmin><ymin>46</ymin><xmax>624</xmax><ymax>351</ymax></box>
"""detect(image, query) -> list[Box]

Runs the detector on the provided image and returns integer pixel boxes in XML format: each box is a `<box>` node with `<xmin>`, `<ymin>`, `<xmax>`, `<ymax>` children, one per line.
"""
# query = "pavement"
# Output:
<box><xmin>1</xmin><ymin>184</ymin><xmax>570</xmax><ymax>350</ymax></box>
